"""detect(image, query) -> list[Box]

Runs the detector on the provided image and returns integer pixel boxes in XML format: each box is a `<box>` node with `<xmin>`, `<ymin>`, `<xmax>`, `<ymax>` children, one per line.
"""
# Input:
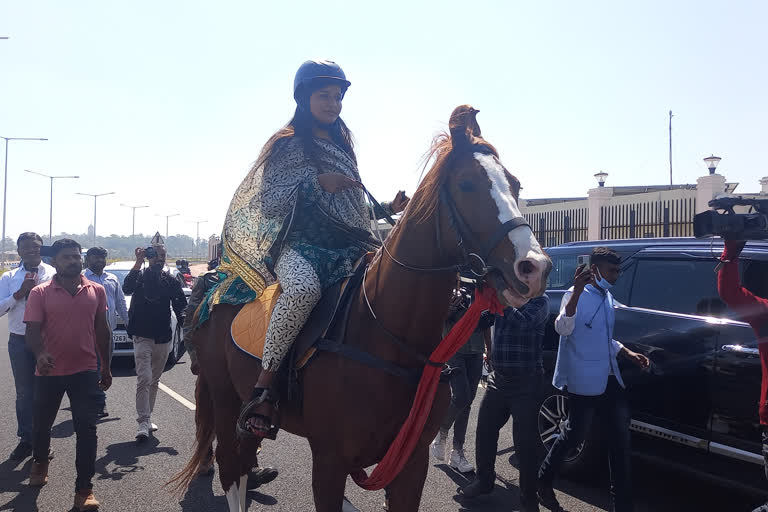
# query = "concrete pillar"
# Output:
<box><xmin>760</xmin><ymin>177</ymin><xmax>768</xmax><ymax>195</ymax></box>
<box><xmin>587</xmin><ymin>186</ymin><xmax>613</xmax><ymax>240</ymax></box>
<box><xmin>696</xmin><ymin>174</ymin><xmax>727</xmax><ymax>213</ymax></box>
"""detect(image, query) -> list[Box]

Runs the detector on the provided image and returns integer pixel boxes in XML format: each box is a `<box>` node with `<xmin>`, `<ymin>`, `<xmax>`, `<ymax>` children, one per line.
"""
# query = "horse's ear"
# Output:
<box><xmin>449</xmin><ymin>104</ymin><xmax>482</xmax><ymax>150</ymax></box>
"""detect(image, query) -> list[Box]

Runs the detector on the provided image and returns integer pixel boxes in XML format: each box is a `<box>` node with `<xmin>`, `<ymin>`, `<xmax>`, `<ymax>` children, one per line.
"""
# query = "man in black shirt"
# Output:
<box><xmin>123</xmin><ymin>244</ymin><xmax>186</xmax><ymax>441</ymax></box>
<box><xmin>460</xmin><ymin>295</ymin><xmax>550</xmax><ymax>512</ymax></box>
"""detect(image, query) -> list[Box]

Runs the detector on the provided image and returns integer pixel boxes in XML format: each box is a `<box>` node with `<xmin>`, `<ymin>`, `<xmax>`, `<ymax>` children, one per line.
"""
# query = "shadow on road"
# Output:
<box><xmin>0</xmin><ymin>457</ymin><xmax>41</xmax><ymax>511</ymax></box>
<box><xmin>94</xmin><ymin>436</ymin><xmax>179</xmax><ymax>482</ymax></box>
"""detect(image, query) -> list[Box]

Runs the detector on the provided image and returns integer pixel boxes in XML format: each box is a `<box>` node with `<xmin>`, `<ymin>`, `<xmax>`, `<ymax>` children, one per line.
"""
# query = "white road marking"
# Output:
<box><xmin>158</xmin><ymin>382</ymin><xmax>196</xmax><ymax>410</ymax></box>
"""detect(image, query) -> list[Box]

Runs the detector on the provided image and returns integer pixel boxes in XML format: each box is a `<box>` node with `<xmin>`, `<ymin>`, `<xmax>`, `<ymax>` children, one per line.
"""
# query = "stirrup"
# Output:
<box><xmin>237</xmin><ymin>387</ymin><xmax>279</xmax><ymax>441</ymax></box>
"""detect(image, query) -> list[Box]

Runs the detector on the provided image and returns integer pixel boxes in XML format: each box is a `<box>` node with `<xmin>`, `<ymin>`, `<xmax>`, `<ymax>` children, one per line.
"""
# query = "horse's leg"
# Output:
<box><xmin>213</xmin><ymin>387</ymin><xmax>246</xmax><ymax>512</ymax></box>
<box><xmin>383</xmin><ymin>445</ymin><xmax>430</xmax><ymax>512</ymax></box>
<box><xmin>310</xmin><ymin>446</ymin><xmax>348</xmax><ymax>512</ymax></box>
<box><xmin>237</xmin><ymin>437</ymin><xmax>260</xmax><ymax>512</ymax></box>
<box><xmin>385</xmin><ymin>382</ymin><xmax>450</xmax><ymax>512</ymax></box>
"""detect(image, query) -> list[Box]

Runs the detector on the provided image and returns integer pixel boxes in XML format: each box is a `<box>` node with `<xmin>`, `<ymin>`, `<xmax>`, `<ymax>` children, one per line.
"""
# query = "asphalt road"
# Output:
<box><xmin>0</xmin><ymin>315</ymin><xmax>762</xmax><ymax>511</ymax></box>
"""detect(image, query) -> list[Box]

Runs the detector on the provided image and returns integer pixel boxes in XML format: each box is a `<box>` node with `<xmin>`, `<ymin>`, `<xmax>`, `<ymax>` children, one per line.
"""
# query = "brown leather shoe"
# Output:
<box><xmin>28</xmin><ymin>461</ymin><xmax>49</xmax><ymax>486</ymax></box>
<box><xmin>74</xmin><ymin>488</ymin><xmax>100</xmax><ymax>511</ymax></box>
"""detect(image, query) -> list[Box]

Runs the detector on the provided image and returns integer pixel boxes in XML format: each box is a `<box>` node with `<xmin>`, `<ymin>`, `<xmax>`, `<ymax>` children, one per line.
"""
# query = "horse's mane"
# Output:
<box><xmin>406</xmin><ymin>132</ymin><xmax>498</xmax><ymax>224</ymax></box>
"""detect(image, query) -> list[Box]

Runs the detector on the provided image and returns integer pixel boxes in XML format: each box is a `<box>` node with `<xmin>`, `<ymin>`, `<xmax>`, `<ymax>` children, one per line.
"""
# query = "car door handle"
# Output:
<box><xmin>721</xmin><ymin>345</ymin><xmax>759</xmax><ymax>356</ymax></box>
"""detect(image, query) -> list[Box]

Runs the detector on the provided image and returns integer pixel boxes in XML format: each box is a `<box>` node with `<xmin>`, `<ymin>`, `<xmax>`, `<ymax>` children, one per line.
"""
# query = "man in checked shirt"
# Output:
<box><xmin>460</xmin><ymin>293</ymin><xmax>550</xmax><ymax>512</ymax></box>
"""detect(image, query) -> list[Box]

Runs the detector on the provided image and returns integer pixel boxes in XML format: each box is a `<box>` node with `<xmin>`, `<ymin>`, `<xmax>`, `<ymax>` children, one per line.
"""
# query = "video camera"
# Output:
<box><xmin>694</xmin><ymin>196</ymin><xmax>768</xmax><ymax>240</ymax></box>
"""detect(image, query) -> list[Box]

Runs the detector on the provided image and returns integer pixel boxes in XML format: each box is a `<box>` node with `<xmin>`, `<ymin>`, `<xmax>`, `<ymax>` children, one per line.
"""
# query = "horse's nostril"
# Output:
<box><xmin>518</xmin><ymin>260</ymin><xmax>536</xmax><ymax>276</ymax></box>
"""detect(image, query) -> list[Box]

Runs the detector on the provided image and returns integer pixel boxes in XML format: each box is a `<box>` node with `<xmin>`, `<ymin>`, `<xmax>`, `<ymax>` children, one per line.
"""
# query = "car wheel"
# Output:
<box><xmin>166</xmin><ymin>325</ymin><xmax>185</xmax><ymax>367</ymax></box>
<box><xmin>537</xmin><ymin>388</ymin><xmax>603</xmax><ymax>477</ymax></box>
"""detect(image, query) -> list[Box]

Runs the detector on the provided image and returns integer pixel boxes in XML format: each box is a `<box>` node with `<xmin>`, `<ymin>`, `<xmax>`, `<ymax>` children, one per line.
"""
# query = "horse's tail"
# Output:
<box><xmin>166</xmin><ymin>373</ymin><xmax>216</xmax><ymax>495</ymax></box>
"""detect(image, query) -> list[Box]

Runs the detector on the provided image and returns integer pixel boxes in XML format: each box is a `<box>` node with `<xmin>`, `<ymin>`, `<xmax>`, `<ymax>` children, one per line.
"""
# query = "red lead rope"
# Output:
<box><xmin>350</xmin><ymin>285</ymin><xmax>504</xmax><ymax>490</ymax></box>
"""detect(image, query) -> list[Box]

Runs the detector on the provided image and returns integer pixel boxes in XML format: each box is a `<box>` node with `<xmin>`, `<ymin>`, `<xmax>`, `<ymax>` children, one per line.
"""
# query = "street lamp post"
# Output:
<box><xmin>1</xmin><ymin>136</ymin><xmax>47</xmax><ymax>269</ymax></box>
<box><xmin>76</xmin><ymin>192</ymin><xmax>115</xmax><ymax>247</ymax></box>
<box><xmin>158</xmin><ymin>213</ymin><xmax>180</xmax><ymax>239</ymax></box>
<box><xmin>120</xmin><ymin>203</ymin><xmax>150</xmax><ymax>237</ymax></box>
<box><xmin>189</xmin><ymin>219</ymin><xmax>207</xmax><ymax>260</ymax></box>
<box><xmin>24</xmin><ymin>170</ymin><xmax>79</xmax><ymax>243</ymax></box>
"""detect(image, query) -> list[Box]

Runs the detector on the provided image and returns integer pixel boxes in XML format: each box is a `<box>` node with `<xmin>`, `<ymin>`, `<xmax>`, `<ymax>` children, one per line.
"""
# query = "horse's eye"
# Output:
<box><xmin>459</xmin><ymin>181</ymin><xmax>475</xmax><ymax>192</ymax></box>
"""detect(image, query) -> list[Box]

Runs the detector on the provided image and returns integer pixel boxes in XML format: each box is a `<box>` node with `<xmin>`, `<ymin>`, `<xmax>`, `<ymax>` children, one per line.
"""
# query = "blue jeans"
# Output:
<box><xmin>539</xmin><ymin>376</ymin><xmax>633</xmax><ymax>512</ymax></box>
<box><xmin>8</xmin><ymin>334</ymin><xmax>36</xmax><ymax>443</ymax></box>
<box><xmin>33</xmin><ymin>371</ymin><xmax>101</xmax><ymax>491</ymax></box>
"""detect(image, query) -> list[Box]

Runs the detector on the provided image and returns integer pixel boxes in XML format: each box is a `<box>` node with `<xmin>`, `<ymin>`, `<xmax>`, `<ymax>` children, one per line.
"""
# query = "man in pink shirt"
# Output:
<box><xmin>23</xmin><ymin>238</ymin><xmax>111</xmax><ymax>512</ymax></box>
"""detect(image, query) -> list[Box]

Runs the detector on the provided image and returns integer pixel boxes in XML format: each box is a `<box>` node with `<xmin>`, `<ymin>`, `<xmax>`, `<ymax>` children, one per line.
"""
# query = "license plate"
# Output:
<box><xmin>113</xmin><ymin>334</ymin><xmax>128</xmax><ymax>343</ymax></box>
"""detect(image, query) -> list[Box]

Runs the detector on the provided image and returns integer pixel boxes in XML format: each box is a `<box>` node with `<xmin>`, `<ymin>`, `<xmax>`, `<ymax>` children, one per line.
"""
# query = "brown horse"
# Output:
<box><xmin>173</xmin><ymin>105</ymin><xmax>551</xmax><ymax>512</ymax></box>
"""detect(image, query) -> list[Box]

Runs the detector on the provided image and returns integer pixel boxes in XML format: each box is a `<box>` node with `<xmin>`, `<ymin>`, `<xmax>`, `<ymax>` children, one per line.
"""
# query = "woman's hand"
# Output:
<box><xmin>391</xmin><ymin>190</ymin><xmax>410</xmax><ymax>214</ymax></box>
<box><xmin>317</xmin><ymin>173</ymin><xmax>362</xmax><ymax>193</ymax></box>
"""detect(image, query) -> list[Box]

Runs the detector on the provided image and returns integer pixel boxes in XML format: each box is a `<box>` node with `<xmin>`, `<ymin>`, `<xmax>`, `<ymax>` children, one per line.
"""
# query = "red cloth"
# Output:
<box><xmin>23</xmin><ymin>276</ymin><xmax>107</xmax><ymax>377</ymax></box>
<box><xmin>350</xmin><ymin>285</ymin><xmax>504</xmax><ymax>490</ymax></box>
<box><xmin>718</xmin><ymin>240</ymin><xmax>768</xmax><ymax>425</ymax></box>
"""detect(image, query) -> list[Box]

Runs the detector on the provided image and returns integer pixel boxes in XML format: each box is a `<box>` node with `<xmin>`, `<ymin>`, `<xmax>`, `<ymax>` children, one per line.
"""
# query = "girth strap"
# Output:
<box><xmin>315</xmin><ymin>339</ymin><xmax>423</xmax><ymax>385</ymax></box>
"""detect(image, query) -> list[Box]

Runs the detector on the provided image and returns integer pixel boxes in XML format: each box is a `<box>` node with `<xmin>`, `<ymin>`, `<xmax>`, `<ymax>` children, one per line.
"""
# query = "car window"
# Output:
<box><xmin>546</xmin><ymin>250</ymin><xmax>633</xmax><ymax>305</ymax></box>
<box><xmin>546</xmin><ymin>253</ymin><xmax>580</xmax><ymax>290</ymax></box>
<box><xmin>609</xmin><ymin>262</ymin><xmax>633</xmax><ymax>305</ymax></box>
<box><xmin>630</xmin><ymin>258</ymin><xmax>727</xmax><ymax>316</ymax></box>
<box><xmin>110</xmin><ymin>270</ymin><xmax>131</xmax><ymax>289</ymax></box>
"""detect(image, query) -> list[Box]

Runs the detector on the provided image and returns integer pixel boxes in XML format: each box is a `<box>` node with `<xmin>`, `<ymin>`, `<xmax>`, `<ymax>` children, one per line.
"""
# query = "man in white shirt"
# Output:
<box><xmin>0</xmin><ymin>232</ymin><xmax>55</xmax><ymax>460</ymax></box>
<box><xmin>83</xmin><ymin>247</ymin><xmax>129</xmax><ymax>418</ymax></box>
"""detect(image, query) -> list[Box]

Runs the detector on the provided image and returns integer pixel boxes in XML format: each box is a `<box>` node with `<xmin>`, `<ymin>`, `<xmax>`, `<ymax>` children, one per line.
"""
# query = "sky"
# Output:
<box><xmin>1</xmin><ymin>0</ymin><xmax>766</xmax><ymax>244</ymax></box>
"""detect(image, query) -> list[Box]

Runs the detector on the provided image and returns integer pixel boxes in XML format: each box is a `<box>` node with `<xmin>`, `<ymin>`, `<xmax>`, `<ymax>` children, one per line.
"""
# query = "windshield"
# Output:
<box><xmin>109</xmin><ymin>270</ymin><xmax>132</xmax><ymax>291</ymax></box>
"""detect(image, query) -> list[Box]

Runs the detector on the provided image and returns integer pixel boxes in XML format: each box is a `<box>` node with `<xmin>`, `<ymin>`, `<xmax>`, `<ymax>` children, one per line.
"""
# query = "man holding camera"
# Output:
<box><xmin>123</xmin><ymin>243</ymin><xmax>187</xmax><ymax>441</ymax></box>
<box><xmin>537</xmin><ymin>247</ymin><xmax>649</xmax><ymax>512</ymax></box>
<box><xmin>717</xmin><ymin>240</ymin><xmax>768</xmax><ymax>512</ymax></box>
<box><xmin>0</xmin><ymin>232</ymin><xmax>55</xmax><ymax>460</ymax></box>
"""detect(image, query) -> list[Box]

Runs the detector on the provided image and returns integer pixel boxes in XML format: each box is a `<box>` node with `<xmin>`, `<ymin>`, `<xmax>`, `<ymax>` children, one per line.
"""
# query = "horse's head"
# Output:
<box><xmin>410</xmin><ymin>105</ymin><xmax>551</xmax><ymax>307</ymax></box>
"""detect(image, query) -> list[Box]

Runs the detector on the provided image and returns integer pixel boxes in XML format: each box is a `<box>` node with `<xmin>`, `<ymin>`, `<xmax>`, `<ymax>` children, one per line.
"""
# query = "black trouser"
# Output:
<box><xmin>33</xmin><ymin>370</ymin><xmax>101</xmax><ymax>491</ymax></box>
<box><xmin>475</xmin><ymin>370</ymin><xmax>541</xmax><ymax>506</ymax></box>
<box><xmin>440</xmin><ymin>352</ymin><xmax>484</xmax><ymax>449</ymax></box>
<box><xmin>539</xmin><ymin>376</ymin><xmax>633</xmax><ymax>512</ymax></box>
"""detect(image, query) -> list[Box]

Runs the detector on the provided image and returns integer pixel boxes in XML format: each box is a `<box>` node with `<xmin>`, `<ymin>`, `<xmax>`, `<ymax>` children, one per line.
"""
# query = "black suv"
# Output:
<box><xmin>538</xmin><ymin>237</ymin><xmax>768</xmax><ymax>494</ymax></box>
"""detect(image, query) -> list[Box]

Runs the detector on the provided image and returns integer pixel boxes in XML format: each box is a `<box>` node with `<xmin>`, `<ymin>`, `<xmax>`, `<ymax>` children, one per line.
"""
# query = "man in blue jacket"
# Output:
<box><xmin>537</xmin><ymin>247</ymin><xmax>649</xmax><ymax>512</ymax></box>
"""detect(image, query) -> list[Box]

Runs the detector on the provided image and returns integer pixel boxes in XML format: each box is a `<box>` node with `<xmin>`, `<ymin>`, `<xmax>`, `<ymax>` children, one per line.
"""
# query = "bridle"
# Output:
<box><xmin>362</xmin><ymin>154</ymin><xmax>530</xmax><ymax>277</ymax></box>
<box><xmin>355</xmin><ymin>156</ymin><xmax>530</xmax><ymax>369</ymax></box>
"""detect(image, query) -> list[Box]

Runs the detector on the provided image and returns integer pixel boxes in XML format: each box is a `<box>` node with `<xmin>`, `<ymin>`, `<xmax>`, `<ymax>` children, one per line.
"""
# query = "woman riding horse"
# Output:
<box><xmin>204</xmin><ymin>59</ymin><xmax>408</xmax><ymax>438</ymax></box>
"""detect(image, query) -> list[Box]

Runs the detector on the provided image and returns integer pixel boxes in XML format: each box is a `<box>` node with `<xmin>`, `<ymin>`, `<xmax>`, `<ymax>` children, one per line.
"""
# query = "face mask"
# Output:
<box><xmin>149</xmin><ymin>263</ymin><xmax>163</xmax><ymax>273</ymax></box>
<box><xmin>595</xmin><ymin>267</ymin><xmax>613</xmax><ymax>291</ymax></box>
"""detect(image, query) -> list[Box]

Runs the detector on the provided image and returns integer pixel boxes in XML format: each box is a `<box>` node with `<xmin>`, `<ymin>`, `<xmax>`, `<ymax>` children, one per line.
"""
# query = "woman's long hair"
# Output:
<box><xmin>254</xmin><ymin>102</ymin><xmax>356</xmax><ymax>172</ymax></box>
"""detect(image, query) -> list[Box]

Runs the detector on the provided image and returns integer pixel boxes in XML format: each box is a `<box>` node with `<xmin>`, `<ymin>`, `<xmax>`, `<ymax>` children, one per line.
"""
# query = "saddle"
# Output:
<box><xmin>230</xmin><ymin>253</ymin><xmax>371</xmax><ymax>370</ymax></box>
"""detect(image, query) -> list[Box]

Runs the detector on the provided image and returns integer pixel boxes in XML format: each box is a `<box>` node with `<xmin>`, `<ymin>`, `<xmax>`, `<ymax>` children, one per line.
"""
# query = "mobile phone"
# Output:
<box><xmin>577</xmin><ymin>255</ymin><xmax>591</xmax><ymax>267</ymax></box>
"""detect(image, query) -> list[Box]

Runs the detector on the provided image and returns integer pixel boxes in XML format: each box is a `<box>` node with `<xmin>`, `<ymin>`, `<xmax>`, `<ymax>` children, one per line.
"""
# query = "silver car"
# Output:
<box><xmin>105</xmin><ymin>261</ymin><xmax>191</xmax><ymax>366</ymax></box>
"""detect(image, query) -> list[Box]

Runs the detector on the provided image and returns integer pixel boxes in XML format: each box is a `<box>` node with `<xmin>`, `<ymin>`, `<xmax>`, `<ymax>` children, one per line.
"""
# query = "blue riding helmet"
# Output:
<box><xmin>293</xmin><ymin>59</ymin><xmax>351</xmax><ymax>101</ymax></box>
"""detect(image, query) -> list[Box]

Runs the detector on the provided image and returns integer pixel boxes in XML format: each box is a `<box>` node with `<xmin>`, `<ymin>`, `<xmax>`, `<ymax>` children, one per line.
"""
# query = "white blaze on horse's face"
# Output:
<box><xmin>474</xmin><ymin>152</ymin><xmax>549</xmax><ymax>299</ymax></box>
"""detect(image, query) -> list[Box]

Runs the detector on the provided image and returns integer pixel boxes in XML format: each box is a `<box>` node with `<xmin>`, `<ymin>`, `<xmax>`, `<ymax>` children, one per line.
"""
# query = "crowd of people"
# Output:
<box><xmin>0</xmin><ymin>232</ymin><xmax>277</xmax><ymax>510</ymax></box>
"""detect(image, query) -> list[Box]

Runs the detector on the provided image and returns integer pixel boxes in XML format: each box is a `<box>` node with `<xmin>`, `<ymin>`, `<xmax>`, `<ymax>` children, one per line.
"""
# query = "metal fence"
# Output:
<box><xmin>600</xmin><ymin>197</ymin><xmax>696</xmax><ymax>239</ymax></box>
<box><xmin>524</xmin><ymin>207</ymin><xmax>589</xmax><ymax>248</ymax></box>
